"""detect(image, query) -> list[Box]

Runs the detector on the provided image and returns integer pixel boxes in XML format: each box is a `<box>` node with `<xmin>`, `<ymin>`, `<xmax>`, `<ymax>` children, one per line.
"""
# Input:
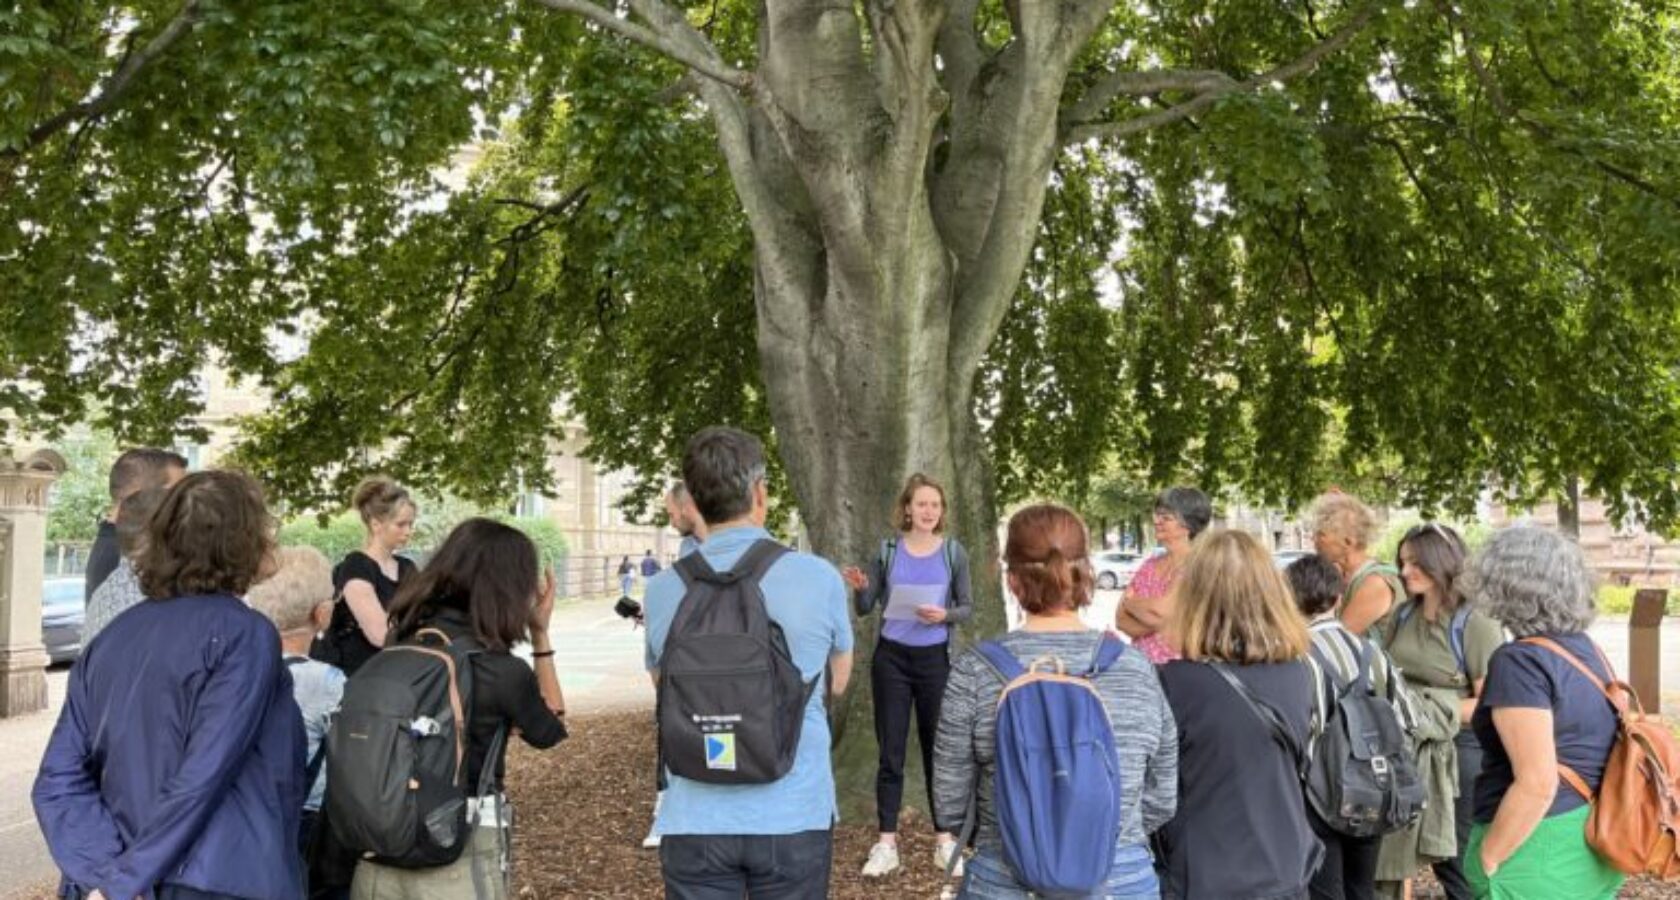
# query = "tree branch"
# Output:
<box><xmin>1062</xmin><ymin>1</ymin><xmax>1384</xmax><ymax>145</ymax></box>
<box><xmin>2</xmin><ymin>0</ymin><xmax>202</xmax><ymax>159</ymax></box>
<box><xmin>1064</xmin><ymin>68</ymin><xmax>1238</xmax><ymax>125</ymax></box>
<box><xmin>1438</xmin><ymin>0</ymin><xmax>1680</xmax><ymax>212</ymax></box>
<box><xmin>528</xmin><ymin>0</ymin><xmax>752</xmax><ymax>90</ymax></box>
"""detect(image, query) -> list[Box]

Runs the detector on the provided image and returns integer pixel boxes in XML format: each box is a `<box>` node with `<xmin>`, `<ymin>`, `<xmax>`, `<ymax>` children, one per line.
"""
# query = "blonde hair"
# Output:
<box><xmin>1309</xmin><ymin>492</ymin><xmax>1380</xmax><ymax>550</ymax></box>
<box><xmin>896</xmin><ymin>473</ymin><xmax>948</xmax><ymax>534</ymax></box>
<box><xmin>352</xmin><ymin>476</ymin><xmax>414</xmax><ymax>526</ymax></box>
<box><xmin>1173</xmin><ymin>530</ymin><xmax>1310</xmax><ymax>664</ymax></box>
<box><xmin>247</xmin><ymin>546</ymin><xmax>335</xmax><ymax>632</ymax></box>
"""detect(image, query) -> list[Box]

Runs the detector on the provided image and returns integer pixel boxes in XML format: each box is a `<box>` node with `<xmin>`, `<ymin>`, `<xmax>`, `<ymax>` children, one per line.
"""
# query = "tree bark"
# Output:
<box><xmin>1559</xmin><ymin>474</ymin><xmax>1582</xmax><ymax>541</ymax></box>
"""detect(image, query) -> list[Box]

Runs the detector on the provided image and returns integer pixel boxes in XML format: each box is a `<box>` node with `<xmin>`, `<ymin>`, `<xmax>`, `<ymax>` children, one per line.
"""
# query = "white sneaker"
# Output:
<box><xmin>934</xmin><ymin>841</ymin><xmax>964</xmax><ymax>878</ymax></box>
<box><xmin>861</xmin><ymin>841</ymin><xmax>901</xmax><ymax>877</ymax></box>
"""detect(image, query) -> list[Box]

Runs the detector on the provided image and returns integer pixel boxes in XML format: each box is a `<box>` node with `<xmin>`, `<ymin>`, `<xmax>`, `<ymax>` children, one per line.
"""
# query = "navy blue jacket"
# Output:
<box><xmin>33</xmin><ymin>593</ymin><xmax>307</xmax><ymax>900</ymax></box>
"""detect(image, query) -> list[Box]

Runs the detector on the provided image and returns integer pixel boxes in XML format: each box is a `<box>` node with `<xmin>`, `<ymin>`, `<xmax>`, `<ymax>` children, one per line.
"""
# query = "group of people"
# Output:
<box><xmin>29</xmin><ymin>429</ymin><xmax>1630</xmax><ymax>900</ymax></box>
<box><xmin>34</xmin><ymin>456</ymin><xmax>566</xmax><ymax>900</ymax></box>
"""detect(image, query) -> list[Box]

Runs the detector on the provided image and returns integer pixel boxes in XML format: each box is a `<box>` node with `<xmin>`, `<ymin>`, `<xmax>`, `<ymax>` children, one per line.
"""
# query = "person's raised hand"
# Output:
<box><xmin>840</xmin><ymin>565</ymin><xmax>868</xmax><ymax>592</ymax></box>
<box><xmin>531</xmin><ymin>567</ymin><xmax>557</xmax><ymax>633</ymax></box>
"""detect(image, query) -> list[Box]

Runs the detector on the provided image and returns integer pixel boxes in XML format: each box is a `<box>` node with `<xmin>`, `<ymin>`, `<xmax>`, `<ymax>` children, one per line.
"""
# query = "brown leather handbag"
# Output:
<box><xmin>1523</xmin><ymin>636</ymin><xmax>1680</xmax><ymax>879</ymax></box>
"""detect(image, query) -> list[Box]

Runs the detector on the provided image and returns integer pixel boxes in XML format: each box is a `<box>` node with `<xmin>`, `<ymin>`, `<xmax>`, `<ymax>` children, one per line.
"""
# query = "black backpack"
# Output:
<box><xmin>324</xmin><ymin>626</ymin><xmax>505</xmax><ymax>868</ymax></box>
<box><xmin>656</xmin><ymin>539</ymin><xmax>816</xmax><ymax>784</ymax></box>
<box><xmin>1305</xmin><ymin>630</ymin><xmax>1426</xmax><ymax>838</ymax></box>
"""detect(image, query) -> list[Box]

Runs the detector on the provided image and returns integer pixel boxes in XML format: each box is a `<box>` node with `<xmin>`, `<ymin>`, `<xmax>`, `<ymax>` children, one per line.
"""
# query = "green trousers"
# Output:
<box><xmin>1464</xmin><ymin>804</ymin><xmax>1623</xmax><ymax>900</ymax></box>
<box><xmin>350</xmin><ymin>825</ymin><xmax>507</xmax><ymax>900</ymax></box>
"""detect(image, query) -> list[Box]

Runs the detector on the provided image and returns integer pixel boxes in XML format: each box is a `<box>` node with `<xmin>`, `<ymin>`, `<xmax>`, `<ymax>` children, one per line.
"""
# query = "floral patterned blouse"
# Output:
<box><xmin>1126</xmin><ymin>553</ymin><xmax>1181</xmax><ymax>665</ymax></box>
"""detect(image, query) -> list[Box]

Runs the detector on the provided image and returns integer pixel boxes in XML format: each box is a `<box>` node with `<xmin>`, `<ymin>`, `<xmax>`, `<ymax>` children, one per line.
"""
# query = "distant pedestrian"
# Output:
<box><xmin>34</xmin><ymin>470</ymin><xmax>307</xmax><ymax>900</ymax></box>
<box><xmin>642</xmin><ymin>549</ymin><xmax>661</xmax><ymax>578</ymax></box>
<box><xmin>84</xmin><ymin>447</ymin><xmax>186</xmax><ymax>601</ymax></box>
<box><xmin>619</xmin><ymin>555</ymin><xmax>635</xmax><ymax>597</ymax></box>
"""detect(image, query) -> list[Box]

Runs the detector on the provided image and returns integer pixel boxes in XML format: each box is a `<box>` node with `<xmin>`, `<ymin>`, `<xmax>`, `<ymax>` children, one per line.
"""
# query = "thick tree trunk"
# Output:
<box><xmin>666</xmin><ymin>0</ymin><xmax>1096</xmax><ymax>822</ymax></box>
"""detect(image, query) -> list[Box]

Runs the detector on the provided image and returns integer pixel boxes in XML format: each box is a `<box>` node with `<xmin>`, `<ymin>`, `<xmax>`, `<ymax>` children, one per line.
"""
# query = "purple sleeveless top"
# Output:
<box><xmin>881</xmin><ymin>542</ymin><xmax>951</xmax><ymax>648</ymax></box>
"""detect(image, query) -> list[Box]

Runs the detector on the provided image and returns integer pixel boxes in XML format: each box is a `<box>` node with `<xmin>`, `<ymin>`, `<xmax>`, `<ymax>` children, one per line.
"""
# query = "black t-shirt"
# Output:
<box><xmin>84</xmin><ymin>520</ymin><xmax>121</xmax><ymax>603</ymax></box>
<box><xmin>1157</xmin><ymin>658</ymin><xmax>1323</xmax><ymax>900</ymax></box>
<box><xmin>416</xmin><ymin>609</ymin><xmax>567</xmax><ymax>792</ymax></box>
<box><xmin>322</xmin><ymin>551</ymin><xmax>417</xmax><ymax>676</ymax></box>
<box><xmin>1471</xmin><ymin>632</ymin><xmax>1617</xmax><ymax>823</ymax></box>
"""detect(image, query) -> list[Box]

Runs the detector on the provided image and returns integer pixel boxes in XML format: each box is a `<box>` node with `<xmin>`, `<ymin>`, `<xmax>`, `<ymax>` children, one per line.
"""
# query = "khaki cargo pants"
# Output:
<box><xmin>350</xmin><ymin>824</ymin><xmax>507</xmax><ymax>900</ymax></box>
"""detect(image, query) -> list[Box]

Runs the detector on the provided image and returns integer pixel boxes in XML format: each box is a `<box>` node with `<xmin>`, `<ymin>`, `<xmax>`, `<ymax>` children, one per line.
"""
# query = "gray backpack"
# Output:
<box><xmin>1306</xmin><ymin>632</ymin><xmax>1425</xmax><ymax>837</ymax></box>
<box><xmin>656</xmin><ymin>540</ymin><xmax>815</xmax><ymax>784</ymax></box>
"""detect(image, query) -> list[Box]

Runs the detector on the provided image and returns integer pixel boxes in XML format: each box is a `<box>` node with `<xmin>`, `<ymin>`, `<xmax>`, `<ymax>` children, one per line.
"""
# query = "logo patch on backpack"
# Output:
<box><xmin>704</xmin><ymin>733</ymin><xmax>737</xmax><ymax>770</ymax></box>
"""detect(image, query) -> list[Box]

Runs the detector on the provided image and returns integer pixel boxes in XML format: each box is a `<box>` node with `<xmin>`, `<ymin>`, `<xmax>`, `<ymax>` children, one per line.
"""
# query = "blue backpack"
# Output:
<box><xmin>970</xmin><ymin>635</ymin><xmax>1126</xmax><ymax>895</ymax></box>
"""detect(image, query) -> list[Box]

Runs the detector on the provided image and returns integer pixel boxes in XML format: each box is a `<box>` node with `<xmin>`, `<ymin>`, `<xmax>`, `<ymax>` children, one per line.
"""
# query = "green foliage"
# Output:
<box><xmin>1594</xmin><ymin>585</ymin><xmax>1680</xmax><ymax>618</ymax></box>
<box><xmin>5</xmin><ymin>0</ymin><xmax>1680</xmax><ymax>536</ymax></box>
<box><xmin>277</xmin><ymin>511</ymin><xmax>366</xmax><ymax>562</ymax></box>
<box><xmin>279</xmin><ymin>503</ymin><xmax>567</xmax><ymax>569</ymax></box>
<box><xmin>1370</xmin><ymin>513</ymin><xmax>1494</xmax><ymax>568</ymax></box>
<box><xmin>42</xmin><ymin>430</ymin><xmax>116</xmax><ymax>543</ymax></box>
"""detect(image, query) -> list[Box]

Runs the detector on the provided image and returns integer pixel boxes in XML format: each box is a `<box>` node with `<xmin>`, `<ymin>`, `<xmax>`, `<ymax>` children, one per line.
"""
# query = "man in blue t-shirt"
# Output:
<box><xmin>642</xmin><ymin>427</ymin><xmax>854</xmax><ymax>899</ymax></box>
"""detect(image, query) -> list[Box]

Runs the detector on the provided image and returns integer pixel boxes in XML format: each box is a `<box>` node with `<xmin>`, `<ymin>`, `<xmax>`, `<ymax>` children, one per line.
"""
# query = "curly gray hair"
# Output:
<box><xmin>1465</xmin><ymin>527</ymin><xmax>1596</xmax><ymax>637</ymax></box>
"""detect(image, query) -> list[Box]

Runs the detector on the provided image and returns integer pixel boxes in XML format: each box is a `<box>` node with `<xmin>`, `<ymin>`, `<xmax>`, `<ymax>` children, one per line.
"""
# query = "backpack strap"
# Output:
<box><xmin>975</xmin><ymin>640</ymin><xmax>1027</xmax><ymax>682</ymax></box>
<box><xmin>1517</xmin><ymin>636</ymin><xmax>1634</xmax><ymax>802</ymax></box>
<box><xmin>1209</xmin><ymin>662</ymin><xmax>1308</xmax><ymax>777</ymax></box>
<box><xmin>1448</xmin><ymin>605</ymin><xmax>1473</xmax><ymax>677</ymax></box>
<box><xmin>1084</xmin><ymin>632</ymin><xmax>1126</xmax><ymax>676</ymax></box>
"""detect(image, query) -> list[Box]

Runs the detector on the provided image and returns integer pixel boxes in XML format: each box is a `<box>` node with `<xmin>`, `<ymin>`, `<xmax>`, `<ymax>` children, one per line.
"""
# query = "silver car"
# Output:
<box><xmin>42</xmin><ymin>577</ymin><xmax>85</xmax><ymax>664</ymax></box>
<box><xmin>1090</xmin><ymin>550</ymin><xmax>1144</xmax><ymax>591</ymax></box>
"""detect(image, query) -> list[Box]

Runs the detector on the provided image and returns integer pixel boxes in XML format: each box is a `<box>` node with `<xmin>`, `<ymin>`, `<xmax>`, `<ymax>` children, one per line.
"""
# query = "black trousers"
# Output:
<box><xmin>1431</xmin><ymin>730</ymin><xmax>1484</xmax><ymax>900</ymax></box>
<box><xmin>871</xmin><ymin>637</ymin><xmax>951</xmax><ymax>833</ymax></box>
<box><xmin>660</xmin><ymin>830</ymin><xmax>833</xmax><ymax>900</ymax></box>
<box><xmin>1307</xmin><ymin>807</ymin><xmax>1380</xmax><ymax>900</ymax></box>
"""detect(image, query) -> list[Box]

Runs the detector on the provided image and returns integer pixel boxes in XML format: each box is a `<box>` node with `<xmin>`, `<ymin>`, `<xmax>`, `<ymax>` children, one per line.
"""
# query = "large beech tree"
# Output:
<box><xmin>5</xmin><ymin>0</ymin><xmax>1679</xmax><ymax>804</ymax></box>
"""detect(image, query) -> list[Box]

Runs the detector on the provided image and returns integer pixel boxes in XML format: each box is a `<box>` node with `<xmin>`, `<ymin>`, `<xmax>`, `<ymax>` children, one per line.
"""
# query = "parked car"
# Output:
<box><xmin>42</xmin><ymin>577</ymin><xmax>85</xmax><ymax>664</ymax></box>
<box><xmin>1090</xmin><ymin>550</ymin><xmax>1144</xmax><ymax>591</ymax></box>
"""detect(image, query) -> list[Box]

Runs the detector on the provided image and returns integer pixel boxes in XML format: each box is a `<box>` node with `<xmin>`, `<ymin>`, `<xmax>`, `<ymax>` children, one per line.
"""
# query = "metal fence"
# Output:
<box><xmin>44</xmin><ymin>542</ymin><xmax>92</xmax><ymax>578</ymax></box>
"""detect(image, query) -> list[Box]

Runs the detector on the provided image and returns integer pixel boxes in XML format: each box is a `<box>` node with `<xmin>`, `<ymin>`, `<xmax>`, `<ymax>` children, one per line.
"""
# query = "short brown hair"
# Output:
<box><xmin>352</xmin><ymin>476</ymin><xmax>414</xmax><ymax>526</ymax></box>
<box><xmin>1005</xmin><ymin>504</ymin><xmax>1094</xmax><ymax>614</ymax></box>
<box><xmin>108</xmin><ymin>447</ymin><xmax>187</xmax><ymax>502</ymax></box>
<box><xmin>1174</xmin><ymin>530</ymin><xmax>1310</xmax><ymax>664</ymax></box>
<box><xmin>896</xmin><ymin>473</ymin><xmax>948</xmax><ymax>533</ymax></box>
<box><xmin>389</xmin><ymin>518</ymin><xmax>539</xmax><ymax>652</ymax></box>
<box><xmin>139</xmin><ymin>470</ymin><xmax>276</xmax><ymax>600</ymax></box>
<box><xmin>115</xmin><ymin>486</ymin><xmax>167</xmax><ymax>558</ymax></box>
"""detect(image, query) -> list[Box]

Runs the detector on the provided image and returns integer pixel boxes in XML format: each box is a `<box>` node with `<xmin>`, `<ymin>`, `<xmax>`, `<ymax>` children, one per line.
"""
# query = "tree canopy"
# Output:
<box><xmin>4</xmin><ymin>0</ymin><xmax>1680</xmax><ymax>528</ymax></box>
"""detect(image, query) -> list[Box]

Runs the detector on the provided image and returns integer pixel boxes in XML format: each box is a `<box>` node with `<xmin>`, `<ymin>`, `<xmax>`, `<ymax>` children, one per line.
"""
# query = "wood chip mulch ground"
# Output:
<box><xmin>514</xmin><ymin>711</ymin><xmax>1680</xmax><ymax>899</ymax></box>
<box><xmin>20</xmin><ymin>708</ymin><xmax>1680</xmax><ymax>898</ymax></box>
<box><xmin>509</xmin><ymin>710</ymin><xmax>951</xmax><ymax>898</ymax></box>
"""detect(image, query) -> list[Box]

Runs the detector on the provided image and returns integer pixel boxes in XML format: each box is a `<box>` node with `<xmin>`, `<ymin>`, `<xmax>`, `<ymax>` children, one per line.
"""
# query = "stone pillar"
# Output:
<box><xmin>0</xmin><ymin>449</ymin><xmax>66</xmax><ymax>717</ymax></box>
